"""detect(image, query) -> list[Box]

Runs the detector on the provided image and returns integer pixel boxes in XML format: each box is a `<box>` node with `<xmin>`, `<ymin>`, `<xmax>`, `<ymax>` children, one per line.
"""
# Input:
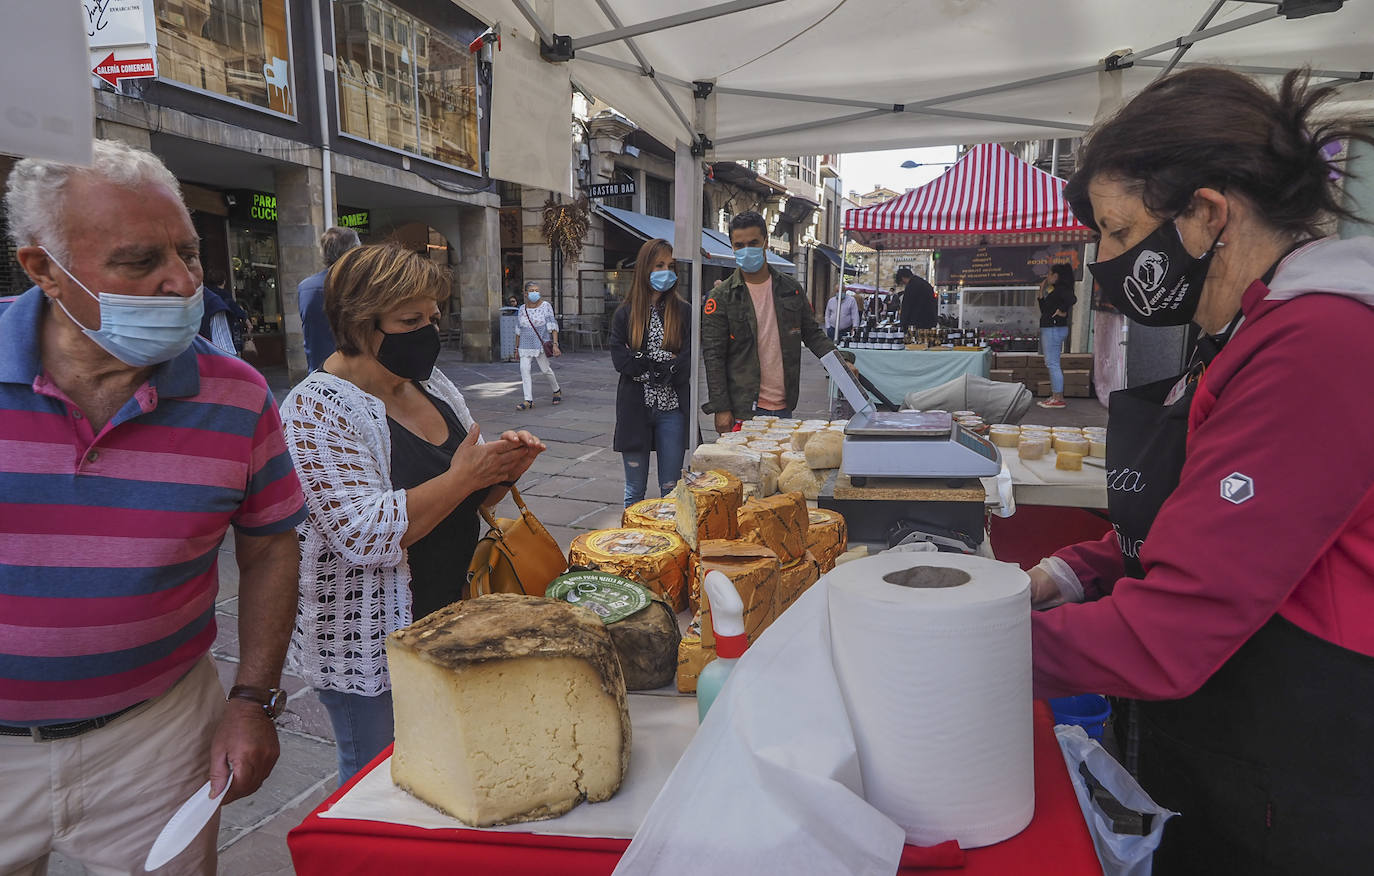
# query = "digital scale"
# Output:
<box><xmin>821</xmin><ymin>352</ymin><xmax>1002</xmax><ymax>483</ymax></box>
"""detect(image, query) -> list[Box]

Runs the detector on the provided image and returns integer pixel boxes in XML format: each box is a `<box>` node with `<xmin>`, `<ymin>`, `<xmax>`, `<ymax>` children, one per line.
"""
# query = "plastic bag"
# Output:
<box><xmin>1056</xmin><ymin>725</ymin><xmax>1176</xmax><ymax>876</ymax></box>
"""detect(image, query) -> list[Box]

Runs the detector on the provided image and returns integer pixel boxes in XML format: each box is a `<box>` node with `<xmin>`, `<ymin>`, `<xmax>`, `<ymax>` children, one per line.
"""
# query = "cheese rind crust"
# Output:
<box><xmin>387</xmin><ymin>594</ymin><xmax>631</xmax><ymax>827</ymax></box>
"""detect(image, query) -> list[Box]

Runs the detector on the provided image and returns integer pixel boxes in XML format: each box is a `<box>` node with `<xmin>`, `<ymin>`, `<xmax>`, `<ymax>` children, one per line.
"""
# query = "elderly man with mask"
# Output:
<box><xmin>0</xmin><ymin>140</ymin><xmax>306</xmax><ymax>874</ymax></box>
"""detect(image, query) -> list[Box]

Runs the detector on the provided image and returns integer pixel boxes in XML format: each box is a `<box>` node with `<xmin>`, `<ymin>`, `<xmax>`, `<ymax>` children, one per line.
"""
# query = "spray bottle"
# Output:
<box><xmin>697</xmin><ymin>570</ymin><xmax>747</xmax><ymax>723</ymax></box>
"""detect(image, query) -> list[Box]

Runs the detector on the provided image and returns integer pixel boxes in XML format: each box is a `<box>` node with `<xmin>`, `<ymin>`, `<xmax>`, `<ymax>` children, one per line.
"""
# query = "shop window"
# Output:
<box><xmin>154</xmin><ymin>0</ymin><xmax>294</xmax><ymax>115</ymax></box>
<box><xmin>333</xmin><ymin>0</ymin><xmax>481</xmax><ymax>172</ymax></box>
<box><xmin>645</xmin><ymin>176</ymin><xmax>671</xmax><ymax>219</ymax></box>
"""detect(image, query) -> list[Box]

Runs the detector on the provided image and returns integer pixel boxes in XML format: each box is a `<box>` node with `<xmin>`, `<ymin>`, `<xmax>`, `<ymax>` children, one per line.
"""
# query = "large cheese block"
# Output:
<box><xmin>387</xmin><ymin>594</ymin><xmax>631</xmax><ymax>826</ymax></box>
<box><xmin>771</xmin><ymin>551</ymin><xmax>822</xmax><ymax>623</ymax></box>
<box><xmin>806</xmin><ymin>508</ymin><xmax>848</xmax><ymax>572</ymax></box>
<box><xmin>546</xmin><ymin>572</ymin><xmax>681</xmax><ymax>691</ymax></box>
<box><xmin>693</xmin><ymin>539</ymin><xmax>781</xmax><ymax>644</ymax></box>
<box><xmin>568</xmin><ymin>529</ymin><xmax>691</xmax><ymax>611</ymax></box>
<box><xmin>737</xmin><ymin>492</ymin><xmax>809</xmax><ymax>565</ymax></box>
<box><xmin>778</xmin><ymin>459</ymin><xmax>823</xmax><ymax>500</ymax></box>
<box><xmin>673</xmin><ymin>469</ymin><xmax>743</xmax><ymax>549</ymax></box>
<box><xmin>621</xmin><ymin>498</ymin><xmax>678</xmax><ymax>533</ymax></box>
<box><xmin>689</xmin><ymin>443</ymin><xmax>762</xmax><ymax>483</ymax></box>
<box><xmin>676</xmin><ymin>632</ymin><xmax>716</xmax><ymax>693</ymax></box>
<box><xmin>804</xmin><ymin>429</ymin><xmax>844</xmax><ymax>470</ymax></box>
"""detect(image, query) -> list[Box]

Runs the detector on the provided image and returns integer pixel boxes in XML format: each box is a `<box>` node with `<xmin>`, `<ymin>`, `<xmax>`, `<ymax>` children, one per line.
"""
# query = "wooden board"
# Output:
<box><xmin>828</xmin><ymin>471</ymin><xmax>987</xmax><ymax>503</ymax></box>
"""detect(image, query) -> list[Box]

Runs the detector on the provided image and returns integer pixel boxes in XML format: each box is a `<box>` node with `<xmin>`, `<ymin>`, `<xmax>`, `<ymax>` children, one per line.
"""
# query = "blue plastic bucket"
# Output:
<box><xmin>1049</xmin><ymin>694</ymin><xmax>1112</xmax><ymax>741</ymax></box>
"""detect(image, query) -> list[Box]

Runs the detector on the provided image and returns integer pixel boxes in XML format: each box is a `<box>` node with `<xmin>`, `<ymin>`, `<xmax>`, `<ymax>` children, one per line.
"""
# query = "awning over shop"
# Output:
<box><xmin>844</xmin><ymin>143</ymin><xmax>1095</xmax><ymax>250</ymax></box>
<box><xmin>816</xmin><ymin>243</ymin><xmax>860</xmax><ymax>275</ymax></box>
<box><xmin>599</xmin><ymin>205</ymin><xmax>793</xmax><ymax>273</ymax></box>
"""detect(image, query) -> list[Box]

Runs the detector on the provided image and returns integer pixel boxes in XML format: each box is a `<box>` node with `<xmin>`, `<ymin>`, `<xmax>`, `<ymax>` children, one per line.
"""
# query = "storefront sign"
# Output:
<box><xmin>588</xmin><ymin>181</ymin><xmax>635</xmax><ymax>199</ymax></box>
<box><xmin>249</xmin><ymin>192</ymin><xmax>278</xmax><ymax>222</ymax></box>
<box><xmin>934</xmin><ymin>244</ymin><xmax>1083</xmax><ymax>287</ymax></box>
<box><xmin>92</xmin><ymin>51</ymin><xmax>156</xmax><ymax>86</ymax></box>
<box><xmin>337</xmin><ymin>209</ymin><xmax>370</xmax><ymax>233</ymax></box>
<box><xmin>85</xmin><ymin>0</ymin><xmax>156</xmax><ymax>50</ymax></box>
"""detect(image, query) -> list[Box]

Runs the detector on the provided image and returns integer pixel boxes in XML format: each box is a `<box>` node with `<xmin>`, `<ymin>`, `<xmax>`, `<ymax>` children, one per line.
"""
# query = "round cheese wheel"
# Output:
<box><xmin>621</xmin><ymin>498</ymin><xmax>678</xmax><ymax>532</ymax></box>
<box><xmin>1056</xmin><ymin>435</ymin><xmax>1090</xmax><ymax>456</ymax></box>
<box><xmin>740</xmin><ymin>420</ymin><xmax>770</xmax><ymax>432</ymax></box>
<box><xmin>677</xmin><ymin>469</ymin><xmax>745</xmax><ymax>544</ymax></box>
<box><xmin>953</xmin><ymin>411</ymin><xmax>977</xmax><ymax>419</ymax></box>
<box><xmin>1089</xmin><ymin>438</ymin><xmax>1107</xmax><ymax>458</ymax></box>
<box><xmin>781</xmin><ymin>449</ymin><xmax>808</xmax><ymax>467</ymax></box>
<box><xmin>568</xmin><ymin>529</ymin><xmax>692</xmax><ymax>612</ymax></box>
<box><xmin>546</xmin><ymin>571</ymin><xmax>681</xmax><ymax>691</ymax></box>
<box><xmin>716</xmin><ymin>432</ymin><xmax>751</xmax><ymax>445</ymax></box>
<box><xmin>1018</xmin><ymin>438</ymin><xmax>1049</xmax><ymax>460</ymax></box>
<box><xmin>990</xmin><ymin>430</ymin><xmax>1021</xmax><ymax>448</ymax></box>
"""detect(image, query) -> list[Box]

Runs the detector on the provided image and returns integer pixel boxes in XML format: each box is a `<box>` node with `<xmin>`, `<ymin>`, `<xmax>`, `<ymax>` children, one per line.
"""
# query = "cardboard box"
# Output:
<box><xmin>1035</xmin><ymin>381</ymin><xmax>1052</xmax><ymax>397</ymax></box>
<box><xmin>994</xmin><ymin>352</ymin><xmax>1031</xmax><ymax>369</ymax></box>
<box><xmin>1061</xmin><ymin>353</ymin><xmax>1093</xmax><ymax>371</ymax></box>
<box><xmin>1063</xmin><ymin>370</ymin><xmax>1092</xmax><ymax>385</ymax></box>
<box><xmin>989</xmin><ymin>369</ymin><xmax>1016</xmax><ymax>382</ymax></box>
<box><xmin>1065</xmin><ymin>386</ymin><xmax>1093</xmax><ymax>398</ymax></box>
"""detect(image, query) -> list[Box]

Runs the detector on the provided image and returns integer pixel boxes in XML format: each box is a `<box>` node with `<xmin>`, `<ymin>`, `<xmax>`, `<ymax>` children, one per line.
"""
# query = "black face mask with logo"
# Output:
<box><xmin>376</xmin><ymin>323</ymin><xmax>441</xmax><ymax>380</ymax></box>
<box><xmin>1089</xmin><ymin>218</ymin><xmax>1224</xmax><ymax>327</ymax></box>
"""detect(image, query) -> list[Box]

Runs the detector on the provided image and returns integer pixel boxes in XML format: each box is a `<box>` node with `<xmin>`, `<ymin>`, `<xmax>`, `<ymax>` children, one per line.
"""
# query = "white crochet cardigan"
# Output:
<box><xmin>281</xmin><ymin>369</ymin><xmax>478</xmax><ymax>695</ymax></box>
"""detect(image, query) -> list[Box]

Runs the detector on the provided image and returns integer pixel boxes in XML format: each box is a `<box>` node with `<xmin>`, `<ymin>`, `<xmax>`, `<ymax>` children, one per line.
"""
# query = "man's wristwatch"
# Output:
<box><xmin>227</xmin><ymin>685</ymin><xmax>287</xmax><ymax>720</ymax></box>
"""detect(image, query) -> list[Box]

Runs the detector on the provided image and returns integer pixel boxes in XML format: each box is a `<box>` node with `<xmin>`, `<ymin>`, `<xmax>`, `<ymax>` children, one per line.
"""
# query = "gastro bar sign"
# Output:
<box><xmin>588</xmin><ymin>181</ymin><xmax>635</xmax><ymax>198</ymax></box>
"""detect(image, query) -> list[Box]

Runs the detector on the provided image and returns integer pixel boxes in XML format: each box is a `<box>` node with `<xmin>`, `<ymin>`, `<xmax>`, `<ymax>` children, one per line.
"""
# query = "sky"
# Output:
<box><xmin>835</xmin><ymin>145</ymin><xmax>960</xmax><ymax>200</ymax></box>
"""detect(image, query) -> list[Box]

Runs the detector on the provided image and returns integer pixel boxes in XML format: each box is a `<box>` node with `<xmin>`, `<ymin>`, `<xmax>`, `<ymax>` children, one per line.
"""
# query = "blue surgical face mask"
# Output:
<box><xmin>42</xmin><ymin>247</ymin><xmax>203</xmax><ymax>367</ymax></box>
<box><xmin>649</xmin><ymin>269</ymin><xmax>677</xmax><ymax>292</ymax></box>
<box><xmin>527</xmin><ymin>290</ymin><xmax>542</xmax><ymax>303</ymax></box>
<box><xmin>734</xmin><ymin>246</ymin><xmax>766</xmax><ymax>273</ymax></box>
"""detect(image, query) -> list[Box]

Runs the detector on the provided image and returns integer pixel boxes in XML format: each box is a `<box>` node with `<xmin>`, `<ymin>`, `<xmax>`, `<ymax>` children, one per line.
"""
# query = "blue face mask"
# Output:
<box><xmin>42</xmin><ymin>247</ymin><xmax>203</xmax><ymax>367</ymax></box>
<box><xmin>527</xmin><ymin>290</ymin><xmax>541</xmax><ymax>303</ymax></box>
<box><xmin>649</xmin><ymin>269</ymin><xmax>677</xmax><ymax>292</ymax></box>
<box><xmin>734</xmin><ymin>246</ymin><xmax>766</xmax><ymax>273</ymax></box>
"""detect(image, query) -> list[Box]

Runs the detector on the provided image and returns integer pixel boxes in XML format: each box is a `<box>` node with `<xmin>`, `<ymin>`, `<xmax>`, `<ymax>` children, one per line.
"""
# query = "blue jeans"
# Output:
<box><xmin>622</xmin><ymin>406</ymin><xmax>689</xmax><ymax>507</ymax></box>
<box><xmin>317</xmin><ymin>688</ymin><xmax>394</xmax><ymax>785</ymax></box>
<box><xmin>1041</xmin><ymin>325</ymin><xmax>1070</xmax><ymax>395</ymax></box>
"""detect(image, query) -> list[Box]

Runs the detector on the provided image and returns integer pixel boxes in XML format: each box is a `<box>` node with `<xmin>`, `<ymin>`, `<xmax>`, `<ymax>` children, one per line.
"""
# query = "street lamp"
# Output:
<box><xmin>899</xmin><ymin>159</ymin><xmax>956</xmax><ymax>169</ymax></box>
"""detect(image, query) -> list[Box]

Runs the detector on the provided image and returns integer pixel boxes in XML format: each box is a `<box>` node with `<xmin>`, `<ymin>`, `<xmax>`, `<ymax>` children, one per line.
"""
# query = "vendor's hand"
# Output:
<box><xmin>450</xmin><ymin>425</ymin><xmax>523</xmax><ymax>488</ymax></box>
<box><xmin>1028</xmin><ymin>565</ymin><xmax>1061</xmax><ymax>608</ymax></box>
<box><xmin>714</xmin><ymin>411</ymin><xmax>735</xmax><ymax>435</ymax></box>
<box><xmin>209</xmin><ymin>699</ymin><xmax>279</xmax><ymax>804</ymax></box>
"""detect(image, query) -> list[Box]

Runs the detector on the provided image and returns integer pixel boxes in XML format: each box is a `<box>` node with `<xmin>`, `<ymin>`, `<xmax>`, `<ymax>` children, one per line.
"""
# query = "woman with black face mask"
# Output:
<box><xmin>279</xmin><ymin>244</ymin><xmax>545</xmax><ymax>783</ymax></box>
<box><xmin>1026</xmin><ymin>68</ymin><xmax>1374</xmax><ymax>874</ymax></box>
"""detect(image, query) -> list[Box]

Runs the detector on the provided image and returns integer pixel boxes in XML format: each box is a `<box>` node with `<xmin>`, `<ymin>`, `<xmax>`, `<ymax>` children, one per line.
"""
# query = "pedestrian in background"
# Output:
<box><xmin>516</xmin><ymin>280</ymin><xmax>561</xmax><ymax>410</ymax></box>
<box><xmin>1036</xmin><ymin>262</ymin><xmax>1077</xmax><ymax>409</ymax></box>
<box><xmin>200</xmin><ymin>267</ymin><xmax>248</xmax><ymax>356</ymax></box>
<box><xmin>298</xmin><ymin>226</ymin><xmax>360</xmax><ymax>372</ymax></box>
<box><xmin>824</xmin><ymin>287</ymin><xmax>859</xmax><ymax>340</ymax></box>
<box><xmin>611</xmin><ymin>238</ymin><xmax>691</xmax><ymax>506</ymax></box>
<box><xmin>897</xmin><ymin>265</ymin><xmax>938</xmax><ymax>331</ymax></box>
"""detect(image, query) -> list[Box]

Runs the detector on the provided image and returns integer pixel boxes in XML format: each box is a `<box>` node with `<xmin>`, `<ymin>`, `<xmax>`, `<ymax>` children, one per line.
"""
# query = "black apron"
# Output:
<box><xmin>1104</xmin><ymin>359</ymin><xmax>1374</xmax><ymax>874</ymax></box>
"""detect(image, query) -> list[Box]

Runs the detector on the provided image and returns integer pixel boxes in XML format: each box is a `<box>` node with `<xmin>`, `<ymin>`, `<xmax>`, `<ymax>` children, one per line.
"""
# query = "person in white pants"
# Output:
<box><xmin>516</xmin><ymin>281</ymin><xmax>561</xmax><ymax>410</ymax></box>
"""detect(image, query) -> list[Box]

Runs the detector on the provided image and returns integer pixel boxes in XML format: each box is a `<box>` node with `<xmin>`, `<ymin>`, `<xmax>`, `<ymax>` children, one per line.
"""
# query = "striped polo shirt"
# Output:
<box><xmin>0</xmin><ymin>288</ymin><xmax>306</xmax><ymax>726</ymax></box>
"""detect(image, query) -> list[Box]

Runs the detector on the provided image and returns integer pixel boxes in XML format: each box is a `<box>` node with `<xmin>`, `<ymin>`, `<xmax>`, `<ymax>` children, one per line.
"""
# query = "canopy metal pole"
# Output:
<box><xmin>1158</xmin><ymin>0</ymin><xmax>1226</xmax><ymax>78</ymax></box>
<box><xmin>958</xmin><ymin>286</ymin><xmax>964</xmax><ymax>329</ymax></box>
<box><xmin>571</xmin><ymin>0</ymin><xmax>787</xmax><ymax>50</ymax></box>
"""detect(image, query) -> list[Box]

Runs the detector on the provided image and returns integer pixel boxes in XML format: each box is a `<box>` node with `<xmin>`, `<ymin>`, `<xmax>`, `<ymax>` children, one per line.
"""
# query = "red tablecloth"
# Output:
<box><xmin>288</xmin><ymin>701</ymin><xmax>1100</xmax><ymax>875</ymax></box>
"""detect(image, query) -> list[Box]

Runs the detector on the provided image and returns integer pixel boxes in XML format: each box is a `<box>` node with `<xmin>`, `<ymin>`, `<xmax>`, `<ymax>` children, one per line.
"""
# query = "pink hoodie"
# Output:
<box><xmin>1033</xmin><ymin>236</ymin><xmax>1374</xmax><ymax>700</ymax></box>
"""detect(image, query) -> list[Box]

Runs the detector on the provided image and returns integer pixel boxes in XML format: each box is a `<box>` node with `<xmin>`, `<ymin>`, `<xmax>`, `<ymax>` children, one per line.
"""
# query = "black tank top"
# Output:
<box><xmin>387</xmin><ymin>385</ymin><xmax>483</xmax><ymax>620</ymax></box>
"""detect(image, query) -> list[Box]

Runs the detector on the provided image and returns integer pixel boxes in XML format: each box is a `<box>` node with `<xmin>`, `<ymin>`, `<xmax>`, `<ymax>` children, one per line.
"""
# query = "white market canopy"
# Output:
<box><xmin>463</xmin><ymin>0</ymin><xmax>1374</xmax><ymax>174</ymax></box>
<box><xmin>844</xmin><ymin>143</ymin><xmax>1095</xmax><ymax>250</ymax></box>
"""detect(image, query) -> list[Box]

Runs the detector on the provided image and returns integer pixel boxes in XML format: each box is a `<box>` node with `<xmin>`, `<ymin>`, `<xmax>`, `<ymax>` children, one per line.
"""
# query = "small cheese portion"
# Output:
<box><xmin>693</xmin><ymin>539</ymin><xmax>781</xmax><ymax>641</ymax></box>
<box><xmin>674</xmin><ymin>469</ymin><xmax>744</xmax><ymax>549</ymax></box>
<box><xmin>758</xmin><ymin>457</ymin><xmax>781</xmax><ymax>498</ymax></box>
<box><xmin>737</xmin><ymin>492</ymin><xmax>809</xmax><ymax>565</ymax></box>
<box><xmin>1018</xmin><ymin>438</ymin><xmax>1049</xmax><ymax>460</ymax></box>
<box><xmin>804</xmin><ymin>429</ymin><xmax>844</xmax><ymax>469</ymax></box>
<box><xmin>1056</xmin><ymin>451</ymin><xmax>1085</xmax><ymax>471</ymax></box>
<box><xmin>791</xmin><ymin>428</ymin><xmax>818</xmax><ymax>451</ymax></box>
<box><xmin>990</xmin><ymin>428</ymin><xmax>1021</xmax><ymax>448</ymax></box>
<box><xmin>388</xmin><ymin>594</ymin><xmax>630</xmax><ymax>827</ymax></box>
<box><xmin>1089</xmin><ymin>438</ymin><xmax>1107</xmax><ymax>459</ymax></box>
<box><xmin>781</xmin><ymin>449</ymin><xmax>808</xmax><ymax>468</ymax></box>
<box><xmin>676</xmin><ymin>633</ymin><xmax>716</xmax><ymax>693</ymax></box>
<box><xmin>806</xmin><ymin>508</ymin><xmax>848</xmax><ymax>572</ymax></box>
<box><xmin>749</xmin><ymin>442</ymin><xmax>784</xmax><ymax>467</ymax></box>
<box><xmin>568</xmin><ymin>529</ymin><xmax>692</xmax><ymax>611</ymax></box>
<box><xmin>1056</xmin><ymin>435</ymin><xmax>1090</xmax><ymax>456</ymax></box>
<box><xmin>690</xmin><ymin>443</ymin><xmax>762</xmax><ymax>483</ymax></box>
<box><xmin>778</xmin><ymin>459</ymin><xmax>823</xmax><ymax>500</ymax></box>
<box><xmin>622</xmin><ymin>498</ymin><xmax>678</xmax><ymax>533</ymax></box>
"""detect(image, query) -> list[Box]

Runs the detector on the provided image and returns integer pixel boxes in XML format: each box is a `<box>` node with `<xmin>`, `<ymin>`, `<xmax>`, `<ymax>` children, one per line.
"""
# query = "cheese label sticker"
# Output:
<box><xmin>547</xmin><ymin>572</ymin><xmax>651</xmax><ymax>624</ymax></box>
<box><xmin>592</xmin><ymin>530</ymin><xmax>674</xmax><ymax>556</ymax></box>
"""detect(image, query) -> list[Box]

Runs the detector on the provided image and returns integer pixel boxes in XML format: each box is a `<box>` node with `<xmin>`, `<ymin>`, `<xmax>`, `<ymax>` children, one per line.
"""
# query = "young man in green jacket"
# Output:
<box><xmin>701</xmin><ymin>211</ymin><xmax>845</xmax><ymax>433</ymax></box>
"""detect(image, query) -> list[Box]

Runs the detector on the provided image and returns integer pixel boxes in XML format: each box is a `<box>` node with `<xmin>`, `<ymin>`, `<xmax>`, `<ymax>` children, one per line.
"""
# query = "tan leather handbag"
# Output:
<box><xmin>467</xmin><ymin>486</ymin><xmax>567</xmax><ymax>598</ymax></box>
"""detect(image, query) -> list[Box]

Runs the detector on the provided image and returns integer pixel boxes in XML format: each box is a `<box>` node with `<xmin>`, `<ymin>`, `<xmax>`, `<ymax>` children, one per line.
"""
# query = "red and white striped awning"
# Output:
<box><xmin>844</xmin><ymin>143</ymin><xmax>1094</xmax><ymax>249</ymax></box>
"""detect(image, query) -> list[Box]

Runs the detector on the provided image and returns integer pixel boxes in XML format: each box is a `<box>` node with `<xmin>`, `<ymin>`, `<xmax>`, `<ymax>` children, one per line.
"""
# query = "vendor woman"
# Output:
<box><xmin>1029</xmin><ymin>68</ymin><xmax>1374</xmax><ymax>873</ymax></box>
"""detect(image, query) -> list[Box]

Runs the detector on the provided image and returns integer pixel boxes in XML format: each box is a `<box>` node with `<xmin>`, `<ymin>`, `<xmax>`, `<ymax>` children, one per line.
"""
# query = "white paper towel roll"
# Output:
<box><xmin>827</xmin><ymin>552</ymin><xmax>1033</xmax><ymax>848</ymax></box>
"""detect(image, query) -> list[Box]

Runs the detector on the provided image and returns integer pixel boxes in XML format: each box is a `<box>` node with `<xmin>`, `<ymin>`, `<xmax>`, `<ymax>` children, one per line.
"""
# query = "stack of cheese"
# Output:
<box><xmin>387</xmin><ymin>594</ymin><xmax>631</xmax><ymax>826</ymax></box>
<box><xmin>691</xmin><ymin>416</ymin><xmax>844</xmax><ymax>501</ymax></box>
<box><xmin>988</xmin><ymin>423</ymin><xmax>1106</xmax><ymax>469</ymax></box>
<box><xmin>679</xmin><ymin>491</ymin><xmax>824</xmax><ymax>692</ymax></box>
